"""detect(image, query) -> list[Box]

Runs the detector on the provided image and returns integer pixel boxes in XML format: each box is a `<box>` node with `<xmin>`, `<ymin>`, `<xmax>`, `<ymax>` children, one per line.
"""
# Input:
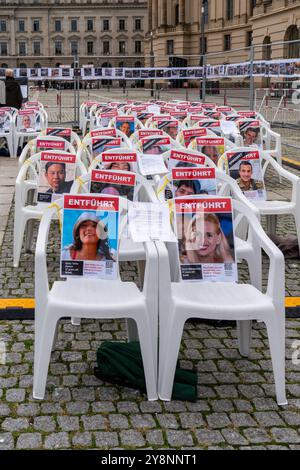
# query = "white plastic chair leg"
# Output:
<box><xmin>7</xmin><ymin>135</ymin><xmax>14</xmax><ymax>158</ymax></box>
<box><xmin>13</xmin><ymin>215</ymin><xmax>27</xmax><ymax>268</ymax></box>
<box><xmin>135</xmin><ymin>313</ymin><xmax>158</xmax><ymax>401</ymax></box>
<box><xmin>293</xmin><ymin>211</ymin><xmax>300</xmax><ymax>252</ymax></box>
<box><xmin>52</xmin><ymin>322</ymin><xmax>60</xmax><ymax>351</ymax></box>
<box><xmin>158</xmin><ymin>315</ymin><xmax>186</xmax><ymax>401</ymax></box>
<box><xmin>25</xmin><ymin>219</ymin><xmax>35</xmax><ymax>252</ymax></box>
<box><xmin>266</xmin><ymin>214</ymin><xmax>277</xmax><ymax>236</ymax></box>
<box><xmin>126</xmin><ymin>319</ymin><xmax>139</xmax><ymax>342</ymax></box>
<box><xmin>264</xmin><ymin>315</ymin><xmax>287</xmax><ymax>406</ymax></box>
<box><xmin>237</xmin><ymin>320</ymin><xmax>252</xmax><ymax>357</ymax></box>
<box><xmin>33</xmin><ymin>311</ymin><xmax>58</xmax><ymax>400</ymax></box>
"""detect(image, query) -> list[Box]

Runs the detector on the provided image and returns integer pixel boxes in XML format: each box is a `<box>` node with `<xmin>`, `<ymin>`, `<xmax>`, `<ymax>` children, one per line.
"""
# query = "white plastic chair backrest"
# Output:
<box><xmin>18</xmin><ymin>136</ymin><xmax>76</xmax><ymax>168</ymax></box>
<box><xmin>19</xmin><ymin>150</ymin><xmax>86</xmax><ymax>183</ymax></box>
<box><xmin>0</xmin><ymin>110</ymin><xmax>13</xmax><ymax>134</ymax></box>
<box><xmin>88</xmin><ymin>148</ymin><xmax>138</xmax><ymax>173</ymax></box>
<box><xmin>176</xmin><ymin>127</ymin><xmax>218</xmax><ymax>148</ymax></box>
<box><xmin>83</xmin><ymin>128</ymin><xmax>132</xmax><ymax>148</ymax></box>
<box><xmin>14</xmin><ymin>109</ymin><xmax>46</xmax><ymax>134</ymax></box>
<box><xmin>70</xmin><ymin>171</ymin><xmax>157</xmax><ymax>203</ymax></box>
<box><xmin>217</xmin><ymin>146</ymin><xmax>266</xmax><ymax>179</ymax></box>
<box><xmin>38</xmin><ymin>194</ymin><xmax>130</xmax><ymax>259</ymax></box>
<box><xmin>187</xmin><ymin>134</ymin><xmax>235</xmax><ymax>154</ymax></box>
<box><xmin>163</xmin><ymin>195</ymin><xmax>259</xmax><ymax>285</ymax></box>
<box><xmin>39</xmin><ymin>128</ymin><xmax>81</xmax><ymax>149</ymax></box>
<box><xmin>24</xmin><ymin>101</ymin><xmax>44</xmax><ymax>110</ymax></box>
<box><xmin>1</xmin><ymin>106</ymin><xmax>18</xmax><ymax>117</ymax></box>
<box><xmin>162</xmin><ymin>149</ymin><xmax>217</xmax><ymax>171</ymax></box>
<box><xmin>108</xmin><ymin>116</ymin><xmax>144</xmax><ymax>131</ymax></box>
<box><xmin>79</xmin><ymin>135</ymin><xmax>130</xmax><ymax>168</ymax></box>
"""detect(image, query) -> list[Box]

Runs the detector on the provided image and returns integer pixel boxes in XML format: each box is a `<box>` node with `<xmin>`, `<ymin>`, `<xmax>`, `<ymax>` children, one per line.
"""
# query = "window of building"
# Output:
<box><xmin>55</xmin><ymin>20</ymin><xmax>61</xmax><ymax>32</ymax></box>
<box><xmin>226</xmin><ymin>0</ymin><xmax>234</xmax><ymax>21</ymax></box>
<box><xmin>135</xmin><ymin>19</ymin><xmax>141</xmax><ymax>31</ymax></box>
<box><xmin>224</xmin><ymin>34</ymin><xmax>231</xmax><ymax>51</ymax></box>
<box><xmin>55</xmin><ymin>40</ymin><xmax>62</xmax><ymax>55</ymax></box>
<box><xmin>246</xmin><ymin>31</ymin><xmax>253</xmax><ymax>47</ymax></box>
<box><xmin>0</xmin><ymin>20</ymin><xmax>6</xmax><ymax>32</ymax></box>
<box><xmin>19</xmin><ymin>42</ymin><xmax>26</xmax><ymax>56</ymax></box>
<box><xmin>33</xmin><ymin>20</ymin><xmax>40</xmax><ymax>32</ymax></box>
<box><xmin>71</xmin><ymin>19</ymin><xmax>77</xmax><ymax>32</ymax></box>
<box><xmin>250</xmin><ymin>0</ymin><xmax>257</xmax><ymax>16</ymax></box>
<box><xmin>103</xmin><ymin>41</ymin><xmax>110</xmax><ymax>54</ymax></box>
<box><xmin>119</xmin><ymin>19</ymin><xmax>126</xmax><ymax>31</ymax></box>
<box><xmin>0</xmin><ymin>42</ymin><xmax>7</xmax><ymax>55</ymax></box>
<box><xmin>175</xmin><ymin>4</ymin><xmax>179</xmax><ymax>25</ymax></box>
<box><xmin>200</xmin><ymin>36</ymin><xmax>207</xmax><ymax>54</ymax></box>
<box><xmin>135</xmin><ymin>40</ymin><xmax>141</xmax><ymax>54</ymax></box>
<box><xmin>87</xmin><ymin>41</ymin><xmax>93</xmax><ymax>55</ymax></box>
<box><xmin>166</xmin><ymin>40</ymin><xmax>174</xmax><ymax>55</ymax></box>
<box><xmin>70</xmin><ymin>41</ymin><xmax>78</xmax><ymax>55</ymax></box>
<box><xmin>103</xmin><ymin>19</ymin><xmax>110</xmax><ymax>31</ymax></box>
<box><xmin>87</xmin><ymin>19</ymin><xmax>93</xmax><ymax>31</ymax></box>
<box><xmin>119</xmin><ymin>41</ymin><xmax>125</xmax><ymax>54</ymax></box>
<box><xmin>18</xmin><ymin>20</ymin><xmax>25</xmax><ymax>32</ymax></box>
<box><xmin>33</xmin><ymin>41</ymin><xmax>41</xmax><ymax>55</ymax></box>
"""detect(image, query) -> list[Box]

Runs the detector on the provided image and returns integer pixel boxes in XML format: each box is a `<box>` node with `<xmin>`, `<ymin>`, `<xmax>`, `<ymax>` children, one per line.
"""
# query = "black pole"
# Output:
<box><xmin>200</xmin><ymin>0</ymin><xmax>206</xmax><ymax>101</ymax></box>
<box><xmin>150</xmin><ymin>32</ymin><xmax>154</xmax><ymax>97</ymax></box>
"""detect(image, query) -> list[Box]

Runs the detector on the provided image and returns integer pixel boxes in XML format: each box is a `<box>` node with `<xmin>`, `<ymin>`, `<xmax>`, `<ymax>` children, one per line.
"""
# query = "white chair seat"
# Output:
<box><xmin>49</xmin><ymin>279</ymin><xmax>144</xmax><ymax>314</ymax></box>
<box><xmin>171</xmin><ymin>282</ymin><xmax>274</xmax><ymax>318</ymax></box>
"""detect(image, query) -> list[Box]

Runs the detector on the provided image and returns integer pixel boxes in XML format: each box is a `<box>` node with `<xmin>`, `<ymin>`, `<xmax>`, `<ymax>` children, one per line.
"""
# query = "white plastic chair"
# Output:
<box><xmin>77</xmin><ymin>136</ymin><xmax>130</xmax><ymax>170</ymax></box>
<box><xmin>18</xmin><ymin>136</ymin><xmax>76</xmax><ymax>168</ymax></box>
<box><xmin>13</xmin><ymin>109</ymin><xmax>47</xmax><ymax>156</ymax></box>
<box><xmin>13</xmin><ymin>152</ymin><xmax>87</xmax><ymax>267</ymax></box>
<box><xmin>0</xmin><ymin>111</ymin><xmax>14</xmax><ymax>157</ymax></box>
<box><xmin>221</xmin><ymin>147</ymin><xmax>300</xmax><ymax>248</ymax></box>
<box><xmin>79</xmin><ymin>102</ymin><xmax>101</xmax><ymax>136</ymax></box>
<box><xmin>33</xmin><ymin>197</ymin><xmax>158</xmax><ymax>401</ymax></box>
<box><xmin>39</xmin><ymin>128</ymin><xmax>81</xmax><ymax>151</ymax></box>
<box><xmin>156</xmin><ymin>198</ymin><xmax>287</xmax><ymax>406</ymax></box>
<box><xmin>83</xmin><ymin>127</ymin><xmax>133</xmax><ymax>150</ymax></box>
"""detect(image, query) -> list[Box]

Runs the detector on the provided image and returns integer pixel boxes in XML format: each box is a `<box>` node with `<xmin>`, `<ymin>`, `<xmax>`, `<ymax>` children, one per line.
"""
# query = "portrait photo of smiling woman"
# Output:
<box><xmin>62</xmin><ymin>212</ymin><xmax>115</xmax><ymax>262</ymax></box>
<box><xmin>179</xmin><ymin>212</ymin><xmax>234</xmax><ymax>265</ymax></box>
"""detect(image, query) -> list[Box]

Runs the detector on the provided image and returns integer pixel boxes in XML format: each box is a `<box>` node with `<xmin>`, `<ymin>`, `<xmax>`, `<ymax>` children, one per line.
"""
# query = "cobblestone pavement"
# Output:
<box><xmin>0</xmin><ymin>154</ymin><xmax>300</xmax><ymax>450</ymax></box>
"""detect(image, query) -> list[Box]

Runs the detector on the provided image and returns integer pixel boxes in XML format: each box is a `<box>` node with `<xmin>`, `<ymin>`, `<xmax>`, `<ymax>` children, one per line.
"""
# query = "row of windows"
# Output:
<box><xmin>165</xmin><ymin>31</ymin><xmax>253</xmax><ymax>56</ymax></box>
<box><xmin>0</xmin><ymin>18</ymin><xmax>142</xmax><ymax>33</ymax></box>
<box><xmin>0</xmin><ymin>40</ymin><xmax>143</xmax><ymax>56</ymax></box>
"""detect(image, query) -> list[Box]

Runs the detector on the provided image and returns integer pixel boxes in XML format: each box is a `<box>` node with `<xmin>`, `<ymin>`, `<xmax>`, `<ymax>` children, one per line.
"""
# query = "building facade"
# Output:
<box><xmin>145</xmin><ymin>0</ymin><xmax>300</xmax><ymax>68</ymax></box>
<box><xmin>0</xmin><ymin>0</ymin><xmax>147</xmax><ymax>68</ymax></box>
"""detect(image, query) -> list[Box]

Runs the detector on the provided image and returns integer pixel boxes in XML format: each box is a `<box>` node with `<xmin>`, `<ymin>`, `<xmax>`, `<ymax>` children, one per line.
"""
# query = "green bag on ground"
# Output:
<box><xmin>94</xmin><ymin>341</ymin><xmax>197</xmax><ymax>402</ymax></box>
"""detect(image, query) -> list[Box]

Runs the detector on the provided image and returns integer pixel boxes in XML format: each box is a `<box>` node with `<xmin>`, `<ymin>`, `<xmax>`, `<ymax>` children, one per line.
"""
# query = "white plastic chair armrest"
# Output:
<box><xmin>234</xmin><ymin>200</ymin><xmax>285</xmax><ymax>307</ymax></box>
<box><xmin>262</xmin><ymin>153</ymin><xmax>299</xmax><ymax>184</ymax></box>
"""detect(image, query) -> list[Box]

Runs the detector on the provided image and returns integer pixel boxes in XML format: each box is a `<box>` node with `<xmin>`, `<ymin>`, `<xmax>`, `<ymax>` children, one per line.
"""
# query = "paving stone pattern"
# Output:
<box><xmin>0</xmin><ymin>134</ymin><xmax>300</xmax><ymax>449</ymax></box>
